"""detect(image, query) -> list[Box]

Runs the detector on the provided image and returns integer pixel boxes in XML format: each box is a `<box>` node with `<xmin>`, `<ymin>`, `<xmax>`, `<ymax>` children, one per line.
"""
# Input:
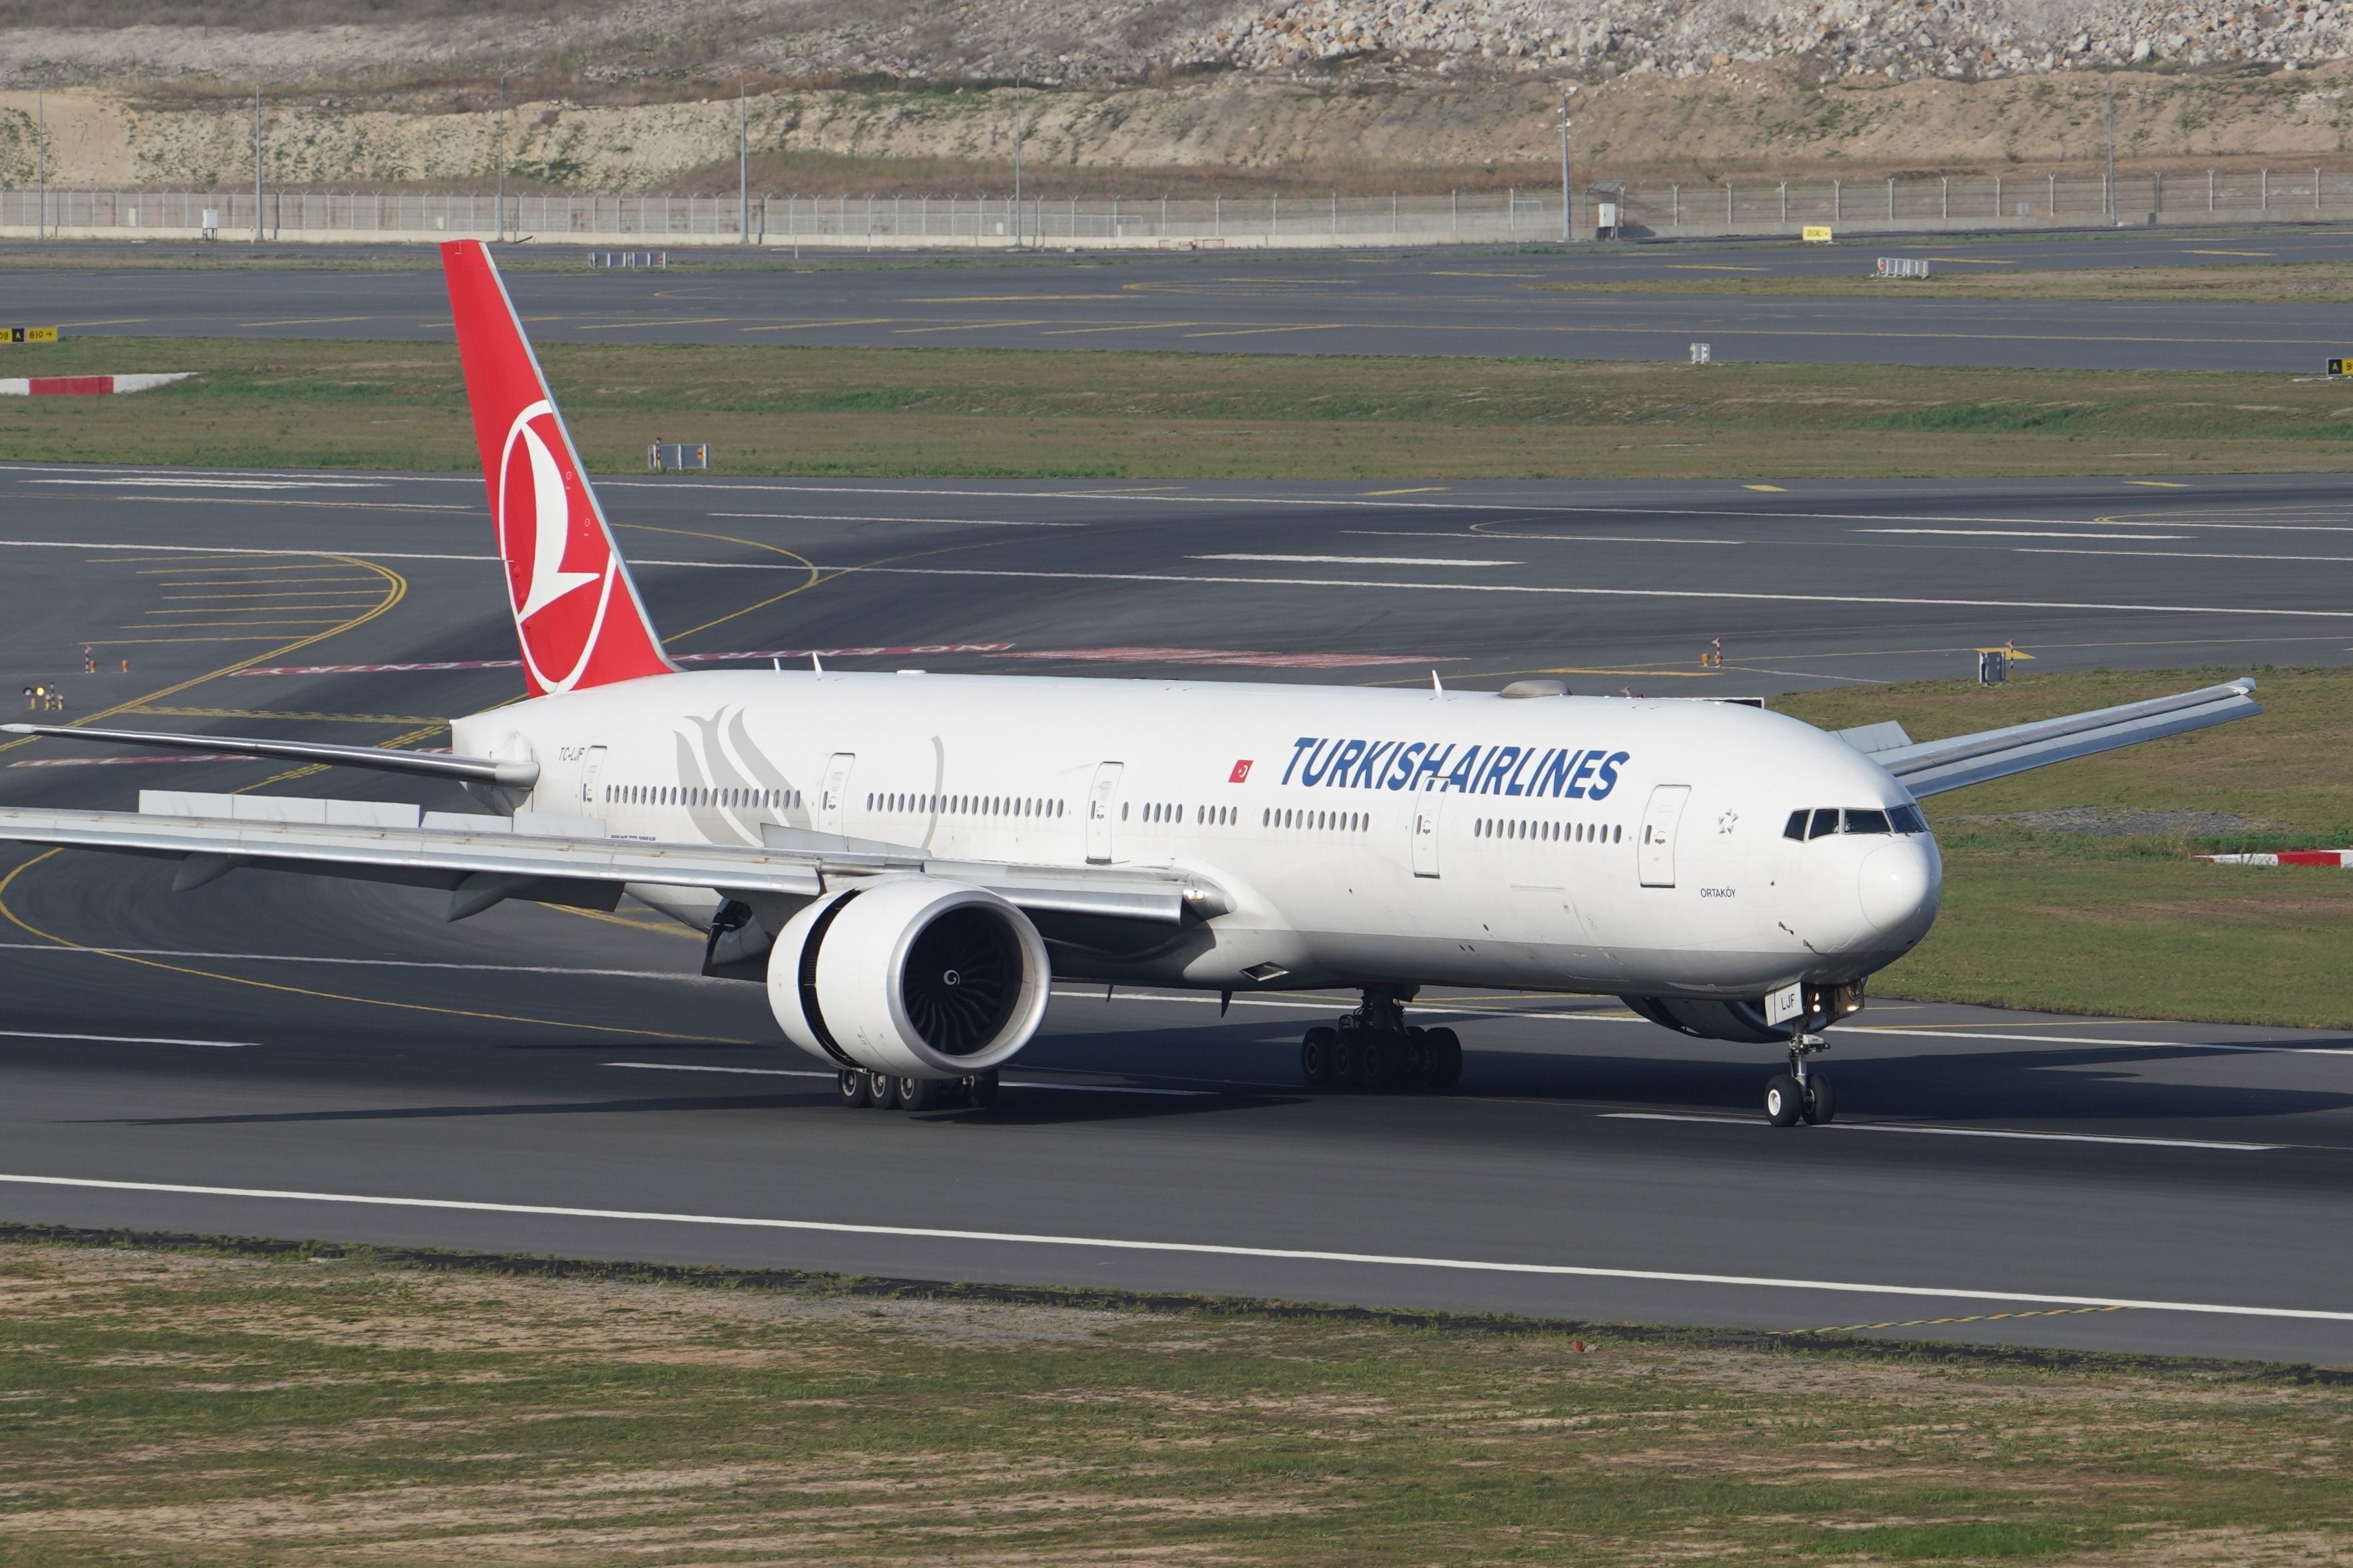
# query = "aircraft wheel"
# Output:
<box><xmin>1301</xmin><ymin>1026</ymin><xmax>1338</xmax><ymax>1088</ymax></box>
<box><xmin>867</xmin><ymin>1070</ymin><xmax>900</xmax><ymax>1110</ymax></box>
<box><xmin>900</xmin><ymin>1076</ymin><xmax>948</xmax><ymax>1112</ymax></box>
<box><xmin>1425</xmin><ymin>1027</ymin><xmax>1463</xmax><ymax>1090</ymax></box>
<box><xmin>838</xmin><ymin>1068</ymin><xmax>870</xmax><ymax>1108</ymax></box>
<box><xmin>1765</xmin><ymin>1074</ymin><xmax>1805</xmax><ymax>1127</ymax></box>
<box><xmin>1803</xmin><ymin>1073</ymin><xmax>1836</xmax><ymax>1126</ymax></box>
<box><xmin>1401</xmin><ymin>1027</ymin><xmax>1433</xmax><ymax>1084</ymax></box>
<box><xmin>1330</xmin><ymin>1032</ymin><xmax>1359</xmax><ymax>1089</ymax></box>
<box><xmin>965</xmin><ymin>1069</ymin><xmax>999</xmax><ymax>1109</ymax></box>
<box><xmin>1359</xmin><ymin>1033</ymin><xmax>1399</xmax><ymax>1092</ymax></box>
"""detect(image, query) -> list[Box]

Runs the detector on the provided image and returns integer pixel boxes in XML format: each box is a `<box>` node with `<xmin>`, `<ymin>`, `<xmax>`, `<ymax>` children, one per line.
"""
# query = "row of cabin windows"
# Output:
<box><xmin>1262</xmin><ymin>808</ymin><xmax>1369</xmax><ymax>832</ymax></box>
<box><xmin>609</xmin><ymin>784</ymin><xmax>798</xmax><ymax>809</ymax></box>
<box><xmin>1783</xmin><ymin>806</ymin><xmax>1929</xmax><ymax>840</ymax></box>
<box><xmin>1137</xmin><ymin>802</ymin><xmax>1241</xmax><ymax>826</ymax></box>
<box><xmin>1477</xmin><ymin>818</ymin><xmax>1621</xmax><ymax>844</ymax></box>
<box><xmin>868</xmin><ymin>792</ymin><xmax>1065</xmax><ymax>819</ymax></box>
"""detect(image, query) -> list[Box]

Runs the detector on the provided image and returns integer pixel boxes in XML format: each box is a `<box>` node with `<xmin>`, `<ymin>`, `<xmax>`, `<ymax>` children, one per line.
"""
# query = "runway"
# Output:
<box><xmin>1</xmin><ymin>460</ymin><xmax>2350</xmax><ymax>1365</ymax></box>
<box><xmin>9</xmin><ymin>225</ymin><xmax>2353</xmax><ymax>369</ymax></box>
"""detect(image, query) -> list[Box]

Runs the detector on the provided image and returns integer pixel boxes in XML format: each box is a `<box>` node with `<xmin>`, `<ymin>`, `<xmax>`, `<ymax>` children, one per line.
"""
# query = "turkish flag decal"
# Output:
<box><xmin>1229</xmin><ymin>760</ymin><xmax>1253</xmax><ymax>783</ymax></box>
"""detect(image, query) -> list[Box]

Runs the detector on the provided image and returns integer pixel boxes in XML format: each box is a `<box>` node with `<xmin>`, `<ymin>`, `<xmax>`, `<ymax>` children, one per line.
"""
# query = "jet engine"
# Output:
<box><xmin>768</xmin><ymin>877</ymin><xmax>1051</xmax><ymax>1078</ymax></box>
<box><xmin>1620</xmin><ymin>984</ymin><xmax>1865</xmax><ymax>1044</ymax></box>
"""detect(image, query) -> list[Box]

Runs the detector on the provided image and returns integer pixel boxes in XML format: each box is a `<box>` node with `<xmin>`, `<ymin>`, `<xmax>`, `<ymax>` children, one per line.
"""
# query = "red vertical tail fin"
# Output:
<box><xmin>442</xmin><ymin>239</ymin><xmax>675</xmax><ymax>697</ymax></box>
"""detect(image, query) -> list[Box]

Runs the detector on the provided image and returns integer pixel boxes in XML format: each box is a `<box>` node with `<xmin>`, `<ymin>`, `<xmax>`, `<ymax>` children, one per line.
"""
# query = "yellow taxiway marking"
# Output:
<box><xmin>84</xmin><ymin>636</ymin><xmax>299</xmax><ymax>646</ymax></box>
<box><xmin>737</xmin><ymin>317</ymin><xmax>894</xmax><ymax>332</ymax></box>
<box><xmin>1922</xmin><ymin>256</ymin><xmax>2016</xmax><ymax>265</ymax></box>
<box><xmin>907</xmin><ymin>293</ymin><xmax>1127</xmax><ymax>303</ymax></box>
<box><xmin>1038</xmin><ymin>321</ymin><xmax>1202</xmax><ymax>336</ymax></box>
<box><xmin>161</xmin><ymin>591</ymin><xmax>387</xmax><ymax>601</ymax></box>
<box><xmin>1360</xmin><ymin>486</ymin><xmax>1451</xmax><ymax>497</ymax></box>
<box><xmin>1744</xmin><ymin>484</ymin><xmax>1787</xmax><ymax>492</ymax></box>
<box><xmin>574</xmin><ymin>316</ymin><xmax>734</xmax><ymax>330</ymax></box>
<box><xmin>2126</xmin><ymin>480</ymin><xmax>2189</xmax><ymax>488</ymax></box>
<box><xmin>59</xmin><ymin>317</ymin><xmax>153</xmax><ymax>327</ymax></box>
<box><xmin>891</xmin><ymin>319</ymin><xmax>1057</xmax><ymax>335</ymax></box>
<box><xmin>1666</xmin><ymin>264</ymin><xmax>1767</xmax><ymax>272</ymax></box>
<box><xmin>236</xmin><ymin>315</ymin><xmax>372</xmax><ymax>327</ymax></box>
<box><xmin>1182</xmin><ymin>323</ymin><xmax>1348</xmax><ymax>339</ymax></box>
<box><xmin>2186</xmin><ymin>248</ymin><xmax>2274</xmax><ymax>257</ymax></box>
<box><xmin>130</xmin><ymin>706</ymin><xmax>447</xmax><ymax>724</ymax></box>
<box><xmin>1423</xmin><ymin>270</ymin><xmax>1545</xmax><ymax>279</ymax></box>
<box><xmin>1793</xmin><ymin>1305</ymin><xmax>2131</xmax><ymax>1334</ymax></box>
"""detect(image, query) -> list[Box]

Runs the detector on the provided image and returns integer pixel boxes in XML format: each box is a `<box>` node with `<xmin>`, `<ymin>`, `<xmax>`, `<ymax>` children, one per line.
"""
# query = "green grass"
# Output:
<box><xmin>1</xmin><ymin>1233</ymin><xmax>2348</xmax><ymax>1565</ymax></box>
<box><xmin>1775</xmin><ymin>667</ymin><xmax>2353</xmax><ymax>1028</ymax></box>
<box><xmin>4</xmin><ymin>335</ymin><xmax>2352</xmax><ymax>480</ymax></box>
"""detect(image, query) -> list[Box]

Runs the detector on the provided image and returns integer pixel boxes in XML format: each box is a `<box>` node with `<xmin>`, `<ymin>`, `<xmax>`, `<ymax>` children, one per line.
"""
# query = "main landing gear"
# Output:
<box><xmin>838</xmin><ymin>1068</ymin><xmax>999</xmax><ymax>1113</ymax></box>
<box><xmin>1764</xmin><ymin>1030</ymin><xmax>1835</xmax><ymax>1127</ymax></box>
<box><xmin>1300</xmin><ymin>987</ymin><xmax>1463</xmax><ymax>1093</ymax></box>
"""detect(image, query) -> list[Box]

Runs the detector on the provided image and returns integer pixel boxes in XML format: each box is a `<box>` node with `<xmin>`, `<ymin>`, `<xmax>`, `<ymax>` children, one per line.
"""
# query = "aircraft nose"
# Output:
<box><xmin>1858</xmin><ymin>836</ymin><xmax>1941</xmax><ymax>939</ymax></box>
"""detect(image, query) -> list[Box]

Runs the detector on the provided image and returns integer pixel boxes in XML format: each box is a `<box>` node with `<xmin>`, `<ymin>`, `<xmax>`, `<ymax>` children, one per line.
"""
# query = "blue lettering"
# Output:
<box><xmin>1281</xmin><ymin>736</ymin><xmax>1320</xmax><ymax>785</ymax></box>
<box><xmin>1566</xmin><ymin>752</ymin><xmax>1601</xmax><ymax>798</ymax></box>
<box><xmin>1590</xmin><ymin>750</ymin><xmax>1630</xmax><ymax>801</ymax></box>
<box><xmin>1537</xmin><ymin>748</ymin><xmax>1576</xmax><ymax>798</ymax></box>
<box><xmin>1443</xmin><ymin>746</ymin><xmax>1483</xmax><ymax>793</ymax></box>
<box><xmin>1415</xmin><ymin>743</ymin><xmax>1453</xmax><ymax>790</ymax></box>
<box><xmin>1324</xmin><ymin>738</ymin><xmax>1366</xmax><ymax>788</ymax></box>
<box><xmin>1352</xmin><ymin>740</ymin><xmax>1391</xmax><ymax>790</ymax></box>
<box><xmin>1479</xmin><ymin>746</ymin><xmax>1519</xmax><ymax>794</ymax></box>
<box><xmin>1300</xmin><ymin>738</ymin><xmax>1342</xmax><ymax>787</ymax></box>
<box><xmin>1388</xmin><ymin>741</ymin><xmax>1427</xmax><ymax>790</ymax></box>
<box><xmin>1505</xmin><ymin>744</ymin><xmax>1540</xmax><ymax>796</ymax></box>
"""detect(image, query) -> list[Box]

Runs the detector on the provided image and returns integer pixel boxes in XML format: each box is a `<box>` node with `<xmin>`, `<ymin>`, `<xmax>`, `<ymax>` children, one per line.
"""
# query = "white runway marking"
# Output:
<box><xmin>813</xmin><ymin>563</ymin><xmax>2353</xmax><ymax>621</ymax></box>
<box><xmin>1602</xmin><ymin>1112</ymin><xmax>2284</xmax><ymax>1152</ymax></box>
<box><xmin>3</xmin><ymin>1171</ymin><xmax>2348</xmax><ymax>1322</ymax></box>
<box><xmin>1847</xmin><ymin>1025</ymin><xmax>2353</xmax><ymax>1056</ymax></box>
<box><xmin>0</xmin><ymin>942</ymin><xmax>717</xmax><ymax>985</ymax></box>
<box><xmin>0</xmin><ymin>1030</ymin><xmax>252</xmax><ymax>1048</ymax></box>
<box><xmin>1859</xmin><ymin>528</ymin><xmax>2186</xmax><ymax>541</ymax></box>
<box><xmin>2018</xmin><ymin>547</ymin><xmax>2353</xmax><ymax>565</ymax></box>
<box><xmin>1191</xmin><ymin>553</ymin><xmax>1522</xmax><ymax>567</ymax></box>
<box><xmin>0</xmin><ymin>539</ymin><xmax>494</xmax><ymax>563</ymax></box>
<box><xmin>602</xmin><ymin>1061</ymin><xmax>1212</xmax><ymax>1096</ymax></box>
<box><xmin>707</xmin><ymin>510</ymin><xmax>1086</xmax><ymax>530</ymax></box>
<box><xmin>1348</xmin><ymin>529</ymin><xmax>1735</xmax><ymax>546</ymax></box>
<box><xmin>25</xmin><ymin>477</ymin><xmax>385</xmax><ymax>492</ymax></box>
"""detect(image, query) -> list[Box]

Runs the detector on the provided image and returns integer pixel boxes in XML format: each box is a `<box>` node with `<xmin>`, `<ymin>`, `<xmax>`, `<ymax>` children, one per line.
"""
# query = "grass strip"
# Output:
<box><xmin>1775</xmin><ymin>667</ymin><xmax>2353</xmax><ymax>1028</ymax></box>
<box><xmin>2</xmin><ymin>1228</ymin><xmax>2349</xmax><ymax>1565</ymax></box>
<box><xmin>3</xmin><ymin>336</ymin><xmax>2351</xmax><ymax>480</ymax></box>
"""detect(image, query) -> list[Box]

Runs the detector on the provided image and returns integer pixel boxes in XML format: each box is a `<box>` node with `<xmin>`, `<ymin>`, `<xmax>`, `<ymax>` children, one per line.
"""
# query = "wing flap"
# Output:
<box><xmin>1871</xmin><ymin>679</ymin><xmax>2260</xmax><ymax>798</ymax></box>
<box><xmin>2</xmin><ymin>723</ymin><xmax>539</xmax><ymax>788</ymax></box>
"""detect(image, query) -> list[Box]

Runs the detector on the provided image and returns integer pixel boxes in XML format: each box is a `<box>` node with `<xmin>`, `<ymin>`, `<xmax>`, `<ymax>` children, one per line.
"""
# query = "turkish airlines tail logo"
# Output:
<box><xmin>443</xmin><ymin>239</ymin><xmax>675</xmax><ymax>697</ymax></box>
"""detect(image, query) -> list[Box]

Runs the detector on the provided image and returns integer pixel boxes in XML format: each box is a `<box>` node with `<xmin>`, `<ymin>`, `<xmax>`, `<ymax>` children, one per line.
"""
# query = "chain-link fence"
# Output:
<box><xmin>1</xmin><ymin>172</ymin><xmax>2346</xmax><ymax>248</ymax></box>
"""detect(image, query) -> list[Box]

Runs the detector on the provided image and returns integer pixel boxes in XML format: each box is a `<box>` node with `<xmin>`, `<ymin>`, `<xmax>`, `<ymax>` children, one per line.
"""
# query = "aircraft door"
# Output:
<box><xmin>579</xmin><ymin>744</ymin><xmax>606</xmax><ymax>805</ymax></box>
<box><xmin>1085</xmin><ymin>762</ymin><xmax>1125</xmax><ymax>863</ymax></box>
<box><xmin>1638</xmin><ymin>784</ymin><xmax>1692</xmax><ymax>887</ymax></box>
<box><xmin>818</xmin><ymin>752</ymin><xmax>855</xmax><ymax>834</ymax></box>
<box><xmin>1410</xmin><ymin>793</ymin><xmax>1444</xmax><ymax>878</ymax></box>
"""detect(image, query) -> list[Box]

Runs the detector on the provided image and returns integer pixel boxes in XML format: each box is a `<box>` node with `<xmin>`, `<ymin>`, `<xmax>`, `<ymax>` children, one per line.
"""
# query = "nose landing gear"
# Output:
<box><xmin>1765</xmin><ymin>1030</ymin><xmax>1836</xmax><ymax>1126</ymax></box>
<box><xmin>1301</xmin><ymin>987</ymin><xmax>1463</xmax><ymax>1093</ymax></box>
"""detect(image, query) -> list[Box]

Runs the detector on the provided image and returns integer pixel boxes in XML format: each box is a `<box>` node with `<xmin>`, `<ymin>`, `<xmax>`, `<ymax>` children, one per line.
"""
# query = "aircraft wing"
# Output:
<box><xmin>1</xmin><ymin>722</ymin><xmax>540</xmax><ymax>787</ymax></box>
<box><xmin>1857</xmin><ymin>679</ymin><xmax>2260</xmax><ymax>798</ymax></box>
<box><xmin>0</xmin><ymin>792</ymin><xmax>1222</xmax><ymax>925</ymax></box>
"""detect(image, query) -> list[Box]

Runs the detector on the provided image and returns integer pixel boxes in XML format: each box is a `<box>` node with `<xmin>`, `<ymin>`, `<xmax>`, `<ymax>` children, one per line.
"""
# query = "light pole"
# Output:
<box><xmin>2105</xmin><ymin>71</ymin><xmax>2117</xmax><ymax>223</ymax></box>
<box><xmin>253</xmin><ymin>86</ymin><xmax>264</xmax><ymax>244</ymax></box>
<box><xmin>496</xmin><ymin>74</ymin><xmax>510</xmax><ymax>242</ymax></box>
<box><xmin>1558</xmin><ymin>88</ymin><xmax>1574</xmax><ymax>243</ymax></box>
<box><xmin>33</xmin><ymin>83</ymin><xmax>43</xmax><ymax>243</ymax></box>
<box><xmin>1011</xmin><ymin>84</ymin><xmax>1024</xmax><ymax>249</ymax></box>
<box><xmin>739</xmin><ymin>83</ymin><xmax>749</xmax><ymax>245</ymax></box>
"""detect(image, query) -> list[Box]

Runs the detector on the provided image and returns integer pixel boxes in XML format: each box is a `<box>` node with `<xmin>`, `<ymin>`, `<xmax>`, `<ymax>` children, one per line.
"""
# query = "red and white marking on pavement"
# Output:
<box><xmin>2197</xmin><ymin>851</ymin><xmax>2353</xmax><ymax>867</ymax></box>
<box><xmin>0</xmin><ymin>373</ymin><xmax>194</xmax><ymax>397</ymax></box>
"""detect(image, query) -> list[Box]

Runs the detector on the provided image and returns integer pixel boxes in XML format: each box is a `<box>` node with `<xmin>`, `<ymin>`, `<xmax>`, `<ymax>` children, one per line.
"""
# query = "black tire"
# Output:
<box><xmin>867</xmin><ymin>1070</ymin><xmax>900</xmax><ymax>1110</ymax></box>
<box><xmin>900</xmin><ymin>1075</ymin><xmax>945</xmax><ymax>1112</ymax></box>
<box><xmin>1427</xmin><ymin>1026</ymin><xmax>1463</xmax><ymax>1089</ymax></box>
<box><xmin>1765</xmin><ymin>1073</ymin><xmax>1805</xmax><ymax>1127</ymax></box>
<box><xmin>1359</xmin><ymin>1033</ymin><xmax>1399</xmax><ymax>1092</ymax></box>
<box><xmin>1330</xmin><ymin>1032</ymin><xmax>1359</xmax><ymax>1089</ymax></box>
<box><xmin>966</xmin><ymin>1069</ymin><xmax>999</xmax><ymax>1109</ymax></box>
<box><xmin>1804</xmin><ymin>1072</ymin><xmax>1836</xmax><ymax>1126</ymax></box>
<box><xmin>1401</xmin><ymin>1027</ymin><xmax>1433</xmax><ymax>1084</ymax></box>
<box><xmin>838</xmin><ymin>1068</ymin><xmax>870</xmax><ymax>1108</ymax></box>
<box><xmin>1301</xmin><ymin>1026</ymin><xmax>1338</xmax><ymax>1088</ymax></box>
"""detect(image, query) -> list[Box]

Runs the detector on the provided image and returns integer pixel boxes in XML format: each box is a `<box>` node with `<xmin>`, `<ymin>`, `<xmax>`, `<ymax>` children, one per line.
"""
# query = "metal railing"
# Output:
<box><xmin>1</xmin><ymin>171</ymin><xmax>2344</xmax><ymax>248</ymax></box>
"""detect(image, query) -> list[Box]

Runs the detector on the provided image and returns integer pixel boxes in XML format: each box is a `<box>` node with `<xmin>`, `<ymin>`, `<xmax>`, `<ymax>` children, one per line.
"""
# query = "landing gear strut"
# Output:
<box><xmin>1765</xmin><ymin>1029</ymin><xmax>1835</xmax><ymax>1127</ymax></box>
<box><xmin>1300</xmin><ymin>987</ymin><xmax>1462</xmax><ymax>1093</ymax></box>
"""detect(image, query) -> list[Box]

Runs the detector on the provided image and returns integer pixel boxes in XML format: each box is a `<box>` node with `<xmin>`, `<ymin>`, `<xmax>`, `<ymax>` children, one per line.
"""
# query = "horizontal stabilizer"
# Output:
<box><xmin>1871</xmin><ymin>680</ymin><xmax>2259</xmax><ymax>798</ymax></box>
<box><xmin>3</xmin><ymin>724</ymin><xmax>540</xmax><ymax>788</ymax></box>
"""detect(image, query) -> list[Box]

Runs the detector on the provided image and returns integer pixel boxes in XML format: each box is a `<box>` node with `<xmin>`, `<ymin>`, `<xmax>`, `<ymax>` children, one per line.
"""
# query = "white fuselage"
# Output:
<box><xmin>451</xmin><ymin>670</ymin><xmax>1941</xmax><ymax>999</ymax></box>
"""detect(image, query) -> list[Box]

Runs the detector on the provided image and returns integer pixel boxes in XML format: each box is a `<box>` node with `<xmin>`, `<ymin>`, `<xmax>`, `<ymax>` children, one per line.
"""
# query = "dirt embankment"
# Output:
<box><xmin>2</xmin><ymin>61</ymin><xmax>2350</xmax><ymax>195</ymax></box>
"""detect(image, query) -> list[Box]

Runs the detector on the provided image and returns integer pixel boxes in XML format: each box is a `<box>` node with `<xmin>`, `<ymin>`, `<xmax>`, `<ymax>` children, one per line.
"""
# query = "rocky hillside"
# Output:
<box><xmin>0</xmin><ymin>0</ymin><xmax>2338</xmax><ymax>92</ymax></box>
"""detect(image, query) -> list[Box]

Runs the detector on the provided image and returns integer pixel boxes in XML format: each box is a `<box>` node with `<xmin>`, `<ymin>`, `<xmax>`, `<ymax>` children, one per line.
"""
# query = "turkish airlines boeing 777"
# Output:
<box><xmin>1</xmin><ymin>241</ymin><xmax>2261</xmax><ymax>1125</ymax></box>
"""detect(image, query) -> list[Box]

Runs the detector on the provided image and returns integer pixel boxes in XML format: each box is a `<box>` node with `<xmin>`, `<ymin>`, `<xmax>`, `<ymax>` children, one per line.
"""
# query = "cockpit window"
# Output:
<box><xmin>1789</xmin><ymin>805</ymin><xmax>1930</xmax><ymax>840</ymax></box>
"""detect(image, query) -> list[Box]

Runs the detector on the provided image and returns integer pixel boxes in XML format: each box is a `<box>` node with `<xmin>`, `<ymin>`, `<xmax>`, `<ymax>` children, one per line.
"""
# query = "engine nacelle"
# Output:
<box><xmin>769</xmin><ymin>877</ymin><xmax>1051</xmax><ymax>1078</ymax></box>
<box><xmin>1620</xmin><ymin>983</ymin><xmax>1865</xmax><ymax>1044</ymax></box>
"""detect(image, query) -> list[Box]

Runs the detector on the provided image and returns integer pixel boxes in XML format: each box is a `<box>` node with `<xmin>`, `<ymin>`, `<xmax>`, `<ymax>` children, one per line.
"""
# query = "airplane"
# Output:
<box><xmin>0</xmin><ymin>239</ymin><xmax>2261</xmax><ymax>1126</ymax></box>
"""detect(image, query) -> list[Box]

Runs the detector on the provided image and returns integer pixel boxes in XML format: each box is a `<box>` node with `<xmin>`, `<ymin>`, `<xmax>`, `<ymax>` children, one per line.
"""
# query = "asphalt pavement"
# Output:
<box><xmin>7</xmin><ymin>226</ymin><xmax>2353</xmax><ymax>369</ymax></box>
<box><xmin>1</xmin><ymin>462</ymin><xmax>2349</xmax><ymax>1365</ymax></box>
